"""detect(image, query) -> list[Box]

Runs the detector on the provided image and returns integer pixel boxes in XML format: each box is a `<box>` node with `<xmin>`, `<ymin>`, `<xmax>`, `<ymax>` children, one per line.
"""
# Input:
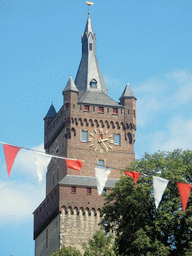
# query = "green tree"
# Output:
<box><xmin>82</xmin><ymin>230</ymin><xmax>115</xmax><ymax>256</ymax></box>
<box><xmin>101</xmin><ymin>149</ymin><xmax>192</xmax><ymax>256</ymax></box>
<box><xmin>51</xmin><ymin>244</ymin><xmax>82</xmax><ymax>256</ymax></box>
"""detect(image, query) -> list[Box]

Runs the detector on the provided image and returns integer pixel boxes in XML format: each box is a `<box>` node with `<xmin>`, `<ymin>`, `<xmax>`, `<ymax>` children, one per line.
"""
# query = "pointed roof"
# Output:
<box><xmin>63</xmin><ymin>76</ymin><xmax>79</xmax><ymax>93</ymax></box>
<box><xmin>44</xmin><ymin>104</ymin><xmax>57</xmax><ymax>119</ymax></box>
<box><xmin>119</xmin><ymin>83</ymin><xmax>136</xmax><ymax>100</ymax></box>
<box><xmin>75</xmin><ymin>12</ymin><xmax>108</xmax><ymax>98</ymax></box>
<box><xmin>84</xmin><ymin>12</ymin><xmax>93</xmax><ymax>34</ymax></box>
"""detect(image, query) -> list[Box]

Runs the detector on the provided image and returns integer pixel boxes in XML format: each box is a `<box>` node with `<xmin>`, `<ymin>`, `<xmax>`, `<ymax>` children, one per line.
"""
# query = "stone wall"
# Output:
<box><xmin>35</xmin><ymin>215</ymin><xmax>60</xmax><ymax>256</ymax></box>
<box><xmin>60</xmin><ymin>206</ymin><xmax>101</xmax><ymax>253</ymax></box>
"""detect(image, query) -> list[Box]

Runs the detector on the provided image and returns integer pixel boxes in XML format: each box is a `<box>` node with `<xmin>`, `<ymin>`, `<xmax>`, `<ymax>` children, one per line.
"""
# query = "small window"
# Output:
<box><xmin>81</xmin><ymin>131</ymin><xmax>88</xmax><ymax>142</ymax></box>
<box><xmin>99</xmin><ymin>107</ymin><xmax>104</xmax><ymax>113</ymax></box>
<box><xmin>113</xmin><ymin>108</ymin><xmax>118</xmax><ymax>114</ymax></box>
<box><xmin>93</xmin><ymin>106</ymin><xmax>95</xmax><ymax>111</ymax></box>
<box><xmin>73</xmin><ymin>104</ymin><xmax>75</xmax><ymax>109</ymax></box>
<box><xmin>87</xmin><ymin>188</ymin><xmax>91</xmax><ymax>194</ymax></box>
<box><xmin>102</xmin><ymin>189</ymin><xmax>106</xmax><ymax>194</ymax></box>
<box><xmin>57</xmin><ymin>170</ymin><xmax>59</xmax><ymax>180</ymax></box>
<box><xmin>53</xmin><ymin>173</ymin><xmax>55</xmax><ymax>185</ymax></box>
<box><xmin>71</xmin><ymin>186</ymin><xmax>76</xmax><ymax>193</ymax></box>
<box><xmin>89</xmin><ymin>43</ymin><xmax>92</xmax><ymax>50</ymax></box>
<box><xmin>107</xmin><ymin>108</ymin><xmax>109</xmax><ymax>113</ymax></box>
<box><xmin>134</xmin><ymin>109</ymin><xmax>136</xmax><ymax>116</ymax></box>
<box><xmin>114</xmin><ymin>134</ymin><xmax>120</xmax><ymax>145</ymax></box>
<box><xmin>98</xmin><ymin>160</ymin><xmax>104</xmax><ymax>166</ymax></box>
<box><xmin>128</xmin><ymin>109</ymin><xmax>130</xmax><ymax>114</ymax></box>
<box><xmin>66</xmin><ymin>103</ymin><xmax>69</xmax><ymax>109</ymax></box>
<box><xmin>80</xmin><ymin>105</ymin><xmax>82</xmax><ymax>110</ymax></box>
<box><xmin>46</xmin><ymin>229</ymin><xmax>48</xmax><ymax>248</ymax></box>
<box><xmin>84</xmin><ymin>105</ymin><xmax>89</xmax><ymax>111</ymax></box>
<box><xmin>90</xmin><ymin>79</ymin><xmax>97</xmax><ymax>88</ymax></box>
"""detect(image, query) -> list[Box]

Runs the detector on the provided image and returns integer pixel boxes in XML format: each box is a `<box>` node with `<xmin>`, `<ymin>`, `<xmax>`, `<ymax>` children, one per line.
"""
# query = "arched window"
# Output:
<box><xmin>90</xmin><ymin>79</ymin><xmax>97</xmax><ymax>89</ymax></box>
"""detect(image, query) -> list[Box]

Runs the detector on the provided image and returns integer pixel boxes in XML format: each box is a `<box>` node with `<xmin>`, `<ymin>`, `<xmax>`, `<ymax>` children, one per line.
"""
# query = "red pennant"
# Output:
<box><xmin>177</xmin><ymin>182</ymin><xmax>192</xmax><ymax>212</ymax></box>
<box><xmin>124</xmin><ymin>171</ymin><xmax>140</xmax><ymax>189</ymax></box>
<box><xmin>65</xmin><ymin>159</ymin><xmax>83</xmax><ymax>172</ymax></box>
<box><xmin>3</xmin><ymin>144</ymin><xmax>21</xmax><ymax>177</ymax></box>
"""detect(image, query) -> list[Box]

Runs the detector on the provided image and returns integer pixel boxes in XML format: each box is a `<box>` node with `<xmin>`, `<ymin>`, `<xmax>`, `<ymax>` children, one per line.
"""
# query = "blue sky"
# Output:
<box><xmin>0</xmin><ymin>0</ymin><xmax>191</xmax><ymax>255</ymax></box>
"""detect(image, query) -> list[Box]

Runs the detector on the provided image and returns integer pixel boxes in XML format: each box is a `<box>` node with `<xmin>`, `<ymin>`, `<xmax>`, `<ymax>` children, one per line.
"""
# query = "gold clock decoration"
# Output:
<box><xmin>88</xmin><ymin>128</ymin><xmax>114</xmax><ymax>153</ymax></box>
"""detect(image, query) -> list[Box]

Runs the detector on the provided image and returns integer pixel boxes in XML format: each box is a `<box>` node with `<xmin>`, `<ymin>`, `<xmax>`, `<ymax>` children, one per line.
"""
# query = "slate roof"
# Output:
<box><xmin>59</xmin><ymin>175</ymin><xmax>118</xmax><ymax>189</ymax></box>
<box><xmin>75</xmin><ymin>13</ymin><xmax>109</xmax><ymax>98</ymax></box>
<box><xmin>44</xmin><ymin>104</ymin><xmax>57</xmax><ymax>119</ymax></box>
<box><xmin>63</xmin><ymin>76</ymin><xmax>79</xmax><ymax>93</ymax></box>
<box><xmin>78</xmin><ymin>91</ymin><xmax>121</xmax><ymax>107</ymax></box>
<box><xmin>119</xmin><ymin>83</ymin><xmax>136</xmax><ymax>100</ymax></box>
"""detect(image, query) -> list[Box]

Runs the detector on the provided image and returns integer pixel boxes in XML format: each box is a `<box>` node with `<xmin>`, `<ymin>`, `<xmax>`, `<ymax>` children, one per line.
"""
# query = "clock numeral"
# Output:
<box><xmin>109</xmin><ymin>135</ymin><xmax>112</xmax><ymax>138</ymax></box>
<box><xmin>89</xmin><ymin>144</ymin><xmax>94</xmax><ymax>148</ymax></box>
<box><xmin>88</xmin><ymin>138</ymin><xmax>93</xmax><ymax>142</ymax></box>
<box><xmin>90</xmin><ymin>133</ymin><xmax>94</xmax><ymax>137</ymax></box>
<box><xmin>99</xmin><ymin>149</ymin><xmax>103</xmax><ymax>154</ymax></box>
<box><xmin>94</xmin><ymin>129</ymin><xmax>97</xmax><ymax>134</ymax></box>
<box><xmin>99</xmin><ymin>128</ymin><xmax>103</xmax><ymax>134</ymax></box>
<box><xmin>105</xmin><ymin>130</ymin><xmax>108</xmax><ymax>134</ymax></box>
<box><xmin>95</xmin><ymin>147</ymin><xmax>97</xmax><ymax>151</ymax></box>
<box><xmin>109</xmin><ymin>140</ymin><xmax>114</xmax><ymax>144</ymax></box>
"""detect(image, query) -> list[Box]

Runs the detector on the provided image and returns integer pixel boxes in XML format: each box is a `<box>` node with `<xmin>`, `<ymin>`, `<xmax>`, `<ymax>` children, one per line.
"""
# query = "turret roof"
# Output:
<box><xmin>44</xmin><ymin>104</ymin><xmax>57</xmax><ymax>119</ymax></box>
<box><xmin>63</xmin><ymin>76</ymin><xmax>79</xmax><ymax>93</ymax></box>
<box><xmin>119</xmin><ymin>83</ymin><xmax>136</xmax><ymax>100</ymax></box>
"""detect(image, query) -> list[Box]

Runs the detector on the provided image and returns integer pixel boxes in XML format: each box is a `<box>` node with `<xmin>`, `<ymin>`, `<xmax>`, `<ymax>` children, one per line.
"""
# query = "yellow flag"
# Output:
<box><xmin>86</xmin><ymin>1</ymin><xmax>94</xmax><ymax>6</ymax></box>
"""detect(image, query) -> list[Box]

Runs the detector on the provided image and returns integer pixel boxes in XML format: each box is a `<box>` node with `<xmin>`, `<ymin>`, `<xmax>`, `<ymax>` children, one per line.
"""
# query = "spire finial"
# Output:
<box><xmin>86</xmin><ymin>1</ymin><xmax>94</xmax><ymax>15</ymax></box>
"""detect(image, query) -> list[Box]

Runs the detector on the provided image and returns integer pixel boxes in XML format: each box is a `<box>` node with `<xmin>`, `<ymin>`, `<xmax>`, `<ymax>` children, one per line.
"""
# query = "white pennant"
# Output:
<box><xmin>35</xmin><ymin>153</ymin><xmax>52</xmax><ymax>182</ymax></box>
<box><xmin>95</xmin><ymin>165</ymin><xmax>111</xmax><ymax>195</ymax></box>
<box><xmin>153</xmin><ymin>176</ymin><xmax>169</xmax><ymax>209</ymax></box>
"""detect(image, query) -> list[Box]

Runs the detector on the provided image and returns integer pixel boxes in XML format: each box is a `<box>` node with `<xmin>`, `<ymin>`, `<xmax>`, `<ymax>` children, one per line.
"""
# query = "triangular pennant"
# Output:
<box><xmin>95</xmin><ymin>165</ymin><xmax>111</xmax><ymax>195</ymax></box>
<box><xmin>177</xmin><ymin>182</ymin><xmax>192</xmax><ymax>212</ymax></box>
<box><xmin>153</xmin><ymin>176</ymin><xmax>169</xmax><ymax>209</ymax></box>
<box><xmin>65</xmin><ymin>159</ymin><xmax>83</xmax><ymax>172</ymax></box>
<box><xmin>35</xmin><ymin>153</ymin><xmax>52</xmax><ymax>182</ymax></box>
<box><xmin>3</xmin><ymin>144</ymin><xmax>21</xmax><ymax>177</ymax></box>
<box><xmin>124</xmin><ymin>171</ymin><xmax>140</xmax><ymax>189</ymax></box>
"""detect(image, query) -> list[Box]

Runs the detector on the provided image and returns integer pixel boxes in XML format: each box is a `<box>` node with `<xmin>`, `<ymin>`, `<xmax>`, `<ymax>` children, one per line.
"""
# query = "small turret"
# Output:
<box><xmin>62</xmin><ymin>76</ymin><xmax>79</xmax><ymax>110</ymax></box>
<box><xmin>44</xmin><ymin>104</ymin><xmax>57</xmax><ymax>149</ymax></box>
<box><xmin>120</xmin><ymin>83</ymin><xmax>137</xmax><ymax>125</ymax></box>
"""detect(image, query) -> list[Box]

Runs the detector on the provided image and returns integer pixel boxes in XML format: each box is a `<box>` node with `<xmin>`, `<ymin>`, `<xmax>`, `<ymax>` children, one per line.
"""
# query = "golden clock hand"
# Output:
<box><xmin>101</xmin><ymin>141</ymin><xmax>109</xmax><ymax>152</ymax></box>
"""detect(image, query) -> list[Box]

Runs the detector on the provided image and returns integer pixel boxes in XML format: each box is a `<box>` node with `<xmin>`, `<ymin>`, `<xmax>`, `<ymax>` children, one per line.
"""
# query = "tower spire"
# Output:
<box><xmin>75</xmin><ymin>10</ymin><xmax>108</xmax><ymax>96</ymax></box>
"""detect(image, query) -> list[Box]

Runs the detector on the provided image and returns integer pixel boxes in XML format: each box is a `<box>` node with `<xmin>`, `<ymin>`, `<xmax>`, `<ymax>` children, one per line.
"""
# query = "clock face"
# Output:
<box><xmin>88</xmin><ymin>128</ymin><xmax>114</xmax><ymax>153</ymax></box>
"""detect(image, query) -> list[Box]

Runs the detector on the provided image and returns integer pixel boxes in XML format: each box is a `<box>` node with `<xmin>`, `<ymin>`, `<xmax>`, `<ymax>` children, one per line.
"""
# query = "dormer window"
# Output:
<box><xmin>90</xmin><ymin>79</ymin><xmax>97</xmax><ymax>89</ymax></box>
<box><xmin>89</xmin><ymin>43</ymin><xmax>92</xmax><ymax>51</ymax></box>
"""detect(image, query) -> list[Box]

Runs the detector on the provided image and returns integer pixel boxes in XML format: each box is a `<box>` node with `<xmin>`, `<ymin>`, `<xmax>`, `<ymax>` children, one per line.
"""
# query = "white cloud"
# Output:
<box><xmin>151</xmin><ymin>116</ymin><xmax>192</xmax><ymax>152</ymax></box>
<box><xmin>0</xmin><ymin>180</ymin><xmax>45</xmax><ymax>225</ymax></box>
<box><xmin>13</xmin><ymin>143</ymin><xmax>45</xmax><ymax>180</ymax></box>
<box><xmin>0</xmin><ymin>142</ymin><xmax>47</xmax><ymax>225</ymax></box>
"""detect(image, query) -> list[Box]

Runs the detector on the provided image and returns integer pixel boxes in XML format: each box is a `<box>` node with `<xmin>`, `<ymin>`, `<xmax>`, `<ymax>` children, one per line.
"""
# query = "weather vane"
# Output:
<box><xmin>86</xmin><ymin>1</ymin><xmax>94</xmax><ymax>13</ymax></box>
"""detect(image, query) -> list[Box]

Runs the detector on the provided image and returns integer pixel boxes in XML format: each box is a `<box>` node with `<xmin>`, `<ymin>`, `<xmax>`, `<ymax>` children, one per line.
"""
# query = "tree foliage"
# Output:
<box><xmin>82</xmin><ymin>230</ymin><xmax>115</xmax><ymax>256</ymax></box>
<box><xmin>50</xmin><ymin>230</ymin><xmax>115</xmax><ymax>256</ymax></box>
<box><xmin>101</xmin><ymin>149</ymin><xmax>192</xmax><ymax>256</ymax></box>
<box><xmin>50</xmin><ymin>244</ymin><xmax>81</xmax><ymax>256</ymax></box>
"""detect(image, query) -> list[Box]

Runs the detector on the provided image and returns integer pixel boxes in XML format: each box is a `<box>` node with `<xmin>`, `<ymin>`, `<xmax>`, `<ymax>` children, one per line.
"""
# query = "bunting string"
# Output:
<box><xmin>1</xmin><ymin>141</ymin><xmax>192</xmax><ymax>211</ymax></box>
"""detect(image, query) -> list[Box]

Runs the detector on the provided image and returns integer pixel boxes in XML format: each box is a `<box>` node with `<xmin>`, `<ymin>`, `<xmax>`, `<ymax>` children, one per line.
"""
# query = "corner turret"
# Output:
<box><xmin>62</xmin><ymin>76</ymin><xmax>79</xmax><ymax>110</ymax></box>
<box><xmin>120</xmin><ymin>82</ymin><xmax>136</xmax><ymax>130</ymax></box>
<box><xmin>44</xmin><ymin>104</ymin><xmax>57</xmax><ymax>149</ymax></box>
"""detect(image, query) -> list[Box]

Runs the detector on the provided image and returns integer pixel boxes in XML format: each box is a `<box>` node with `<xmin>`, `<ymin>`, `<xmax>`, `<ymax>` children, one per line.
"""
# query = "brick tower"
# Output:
<box><xmin>33</xmin><ymin>12</ymin><xmax>136</xmax><ymax>256</ymax></box>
